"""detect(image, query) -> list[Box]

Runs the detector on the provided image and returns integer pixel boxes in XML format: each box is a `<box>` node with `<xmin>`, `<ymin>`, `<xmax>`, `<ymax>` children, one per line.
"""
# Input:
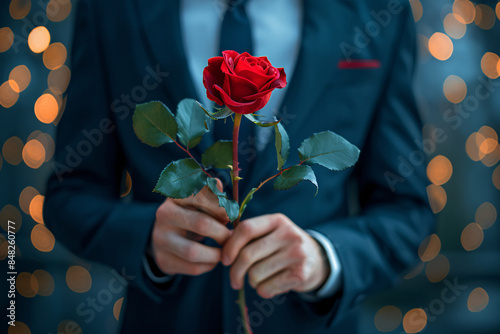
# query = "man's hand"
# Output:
<box><xmin>222</xmin><ymin>213</ymin><xmax>330</xmax><ymax>299</ymax></box>
<box><xmin>151</xmin><ymin>179</ymin><xmax>231</xmax><ymax>276</ymax></box>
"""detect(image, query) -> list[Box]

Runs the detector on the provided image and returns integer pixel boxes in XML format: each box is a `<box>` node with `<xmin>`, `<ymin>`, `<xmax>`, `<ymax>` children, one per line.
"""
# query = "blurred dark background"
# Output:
<box><xmin>1</xmin><ymin>0</ymin><xmax>499</xmax><ymax>333</ymax></box>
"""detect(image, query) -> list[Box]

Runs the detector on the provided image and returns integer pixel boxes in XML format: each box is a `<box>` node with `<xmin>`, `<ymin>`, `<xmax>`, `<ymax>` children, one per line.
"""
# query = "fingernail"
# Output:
<box><xmin>222</xmin><ymin>253</ymin><xmax>230</xmax><ymax>266</ymax></box>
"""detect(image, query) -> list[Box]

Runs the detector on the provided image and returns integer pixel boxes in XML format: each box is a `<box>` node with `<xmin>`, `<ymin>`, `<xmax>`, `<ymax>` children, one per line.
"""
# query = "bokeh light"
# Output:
<box><xmin>22</xmin><ymin>139</ymin><xmax>46</xmax><ymax>169</ymax></box>
<box><xmin>425</xmin><ymin>254</ymin><xmax>450</xmax><ymax>283</ymax></box>
<box><xmin>0</xmin><ymin>27</ymin><xmax>14</xmax><ymax>52</ymax></box>
<box><xmin>8</xmin><ymin>321</ymin><xmax>31</xmax><ymax>334</ymax></box>
<box><xmin>29</xmin><ymin>194</ymin><xmax>44</xmax><ymax>224</ymax></box>
<box><xmin>467</xmin><ymin>287</ymin><xmax>489</xmax><ymax>312</ymax></box>
<box><xmin>443</xmin><ymin>13</ymin><xmax>466</xmax><ymax>39</ymax></box>
<box><xmin>114</xmin><ymin>297</ymin><xmax>124</xmax><ymax>321</ymax></box>
<box><xmin>428</xmin><ymin>32</ymin><xmax>453</xmax><ymax>61</ymax></box>
<box><xmin>9</xmin><ymin>65</ymin><xmax>31</xmax><ymax>93</ymax></box>
<box><xmin>409</xmin><ymin>0</ymin><xmax>423</xmax><ymax>22</ymax></box>
<box><xmin>121</xmin><ymin>171</ymin><xmax>132</xmax><ymax>197</ymax></box>
<box><xmin>427</xmin><ymin>155</ymin><xmax>453</xmax><ymax>185</ymax></box>
<box><xmin>443</xmin><ymin>75</ymin><xmax>467</xmax><ymax>103</ymax></box>
<box><xmin>46</xmin><ymin>0</ymin><xmax>72</xmax><ymax>22</ymax></box>
<box><xmin>418</xmin><ymin>234</ymin><xmax>441</xmax><ymax>262</ymax></box>
<box><xmin>453</xmin><ymin>0</ymin><xmax>476</xmax><ymax>24</ymax></box>
<box><xmin>474</xmin><ymin>4</ymin><xmax>496</xmax><ymax>30</ymax></box>
<box><xmin>402</xmin><ymin>308</ymin><xmax>427</xmax><ymax>334</ymax></box>
<box><xmin>28</xmin><ymin>26</ymin><xmax>51</xmax><ymax>54</ymax></box>
<box><xmin>19</xmin><ymin>186</ymin><xmax>40</xmax><ymax>214</ymax></box>
<box><xmin>461</xmin><ymin>222</ymin><xmax>484</xmax><ymax>251</ymax></box>
<box><xmin>493</xmin><ymin>165</ymin><xmax>500</xmax><ymax>190</ymax></box>
<box><xmin>0</xmin><ymin>80</ymin><xmax>19</xmax><ymax>108</ymax></box>
<box><xmin>48</xmin><ymin>65</ymin><xmax>71</xmax><ymax>94</ymax></box>
<box><xmin>2</xmin><ymin>136</ymin><xmax>24</xmax><ymax>166</ymax></box>
<box><xmin>480</xmin><ymin>52</ymin><xmax>499</xmax><ymax>79</ymax></box>
<box><xmin>34</xmin><ymin>93</ymin><xmax>59</xmax><ymax>124</ymax></box>
<box><xmin>32</xmin><ymin>269</ymin><xmax>55</xmax><ymax>296</ymax></box>
<box><xmin>16</xmin><ymin>272</ymin><xmax>39</xmax><ymax>298</ymax></box>
<box><xmin>466</xmin><ymin>132</ymin><xmax>486</xmax><ymax>161</ymax></box>
<box><xmin>0</xmin><ymin>204</ymin><xmax>22</xmax><ymax>232</ymax></box>
<box><xmin>28</xmin><ymin>131</ymin><xmax>55</xmax><ymax>162</ymax></box>
<box><xmin>426</xmin><ymin>184</ymin><xmax>447</xmax><ymax>214</ymax></box>
<box><xmin>9</xmin><ymin>0</ymin><xmax>31</xmax><ymax>20</ymax></box>
<box><xmin>43</xmin><ymin>42</ymin><xmax>67</xmax><ymax>70</ymax></box>
<box><xmin>66</xmin><ymin>266</ymin><xmax>92</xmax><ymax>293</ymax></box>
<box><xmin>31</xmin><ymin>223</ymin><xmax>55</xmax><ymax>252</ymax></box>
<box><xmin>374</xmin><ymin>305</ymin><xmax>403</xmax><ymax>332</ymax></box>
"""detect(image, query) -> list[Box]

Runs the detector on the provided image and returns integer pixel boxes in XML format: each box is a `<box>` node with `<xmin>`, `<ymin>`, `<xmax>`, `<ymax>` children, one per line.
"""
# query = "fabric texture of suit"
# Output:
<box><xmin>44</xmin><ymin>0</ymin><xmax>435</xmax><ymax>333</ymax></box>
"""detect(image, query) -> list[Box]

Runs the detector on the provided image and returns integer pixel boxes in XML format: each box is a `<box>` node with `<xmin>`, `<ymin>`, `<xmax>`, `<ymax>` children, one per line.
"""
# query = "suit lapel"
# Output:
<box><xmin>240</xmin><ymin>0</ymin><xmax>354</xmax><ymax>196</ymax></box>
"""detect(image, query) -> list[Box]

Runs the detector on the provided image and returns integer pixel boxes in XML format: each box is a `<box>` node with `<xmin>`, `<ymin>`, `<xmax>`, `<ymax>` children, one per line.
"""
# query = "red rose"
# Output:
<box><xmin>203</xmin><ymin>50</ymin><xmax>287</xmax><ymax>115</ymax></box>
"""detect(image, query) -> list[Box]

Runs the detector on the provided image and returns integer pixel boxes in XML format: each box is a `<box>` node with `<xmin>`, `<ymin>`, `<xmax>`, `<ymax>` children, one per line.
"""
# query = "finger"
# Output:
<box><xmin>173</xmin><ymin>204</ymin><xmax>231</xmax><ymax>245</ymax></box>
<box><xmin>229</xmin><ymin>231</ymin><xmax>286</xmax><ymax>289</ymax></box>
<box><xmin>247</xmin><ymin>247</ymin><xmax>296</xmax><ymax>289</ymax></box>
<box><xmin>255</xmin><ymin>269</ymin><xmax>301</xmax><ymax>299</ymax></box>
<box><xmin>172</xmin><ymin>179</ymin><xmax>229</xmax><ymax>223</ymax></box>
<box><xmin>157</xmin><ymin>251</ymin><xmax>217</xmax><ymax>276</ymax></box>
<box><xmin>222</xmin><ymin>215</ymin><xmax>279</xmax><ymax>266</ymax></box>
<box><xmin>166</xmin><ymin>232</ymin><xmax>222</xmax><ymax>263</ymax></box>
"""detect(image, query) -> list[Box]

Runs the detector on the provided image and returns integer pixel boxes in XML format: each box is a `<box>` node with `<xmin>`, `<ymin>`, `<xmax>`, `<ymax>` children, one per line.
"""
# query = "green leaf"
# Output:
<box><xmin>200</xmin><ymin>103</ymin><xmax>234</xmax><ymax>120</ymax></box>
<box><xmin>273</xmin><ymin>165</ymin><xmax>318</xmax><ymax>195</ymax></box>
<box><xmin>206</xmin><ymin>178</ymin><xmax>240</xmax><ymax>222</ymax></box>
<box><xmin>298</xmin><ymin>131</ymin><xmax>360</xmax><ymax>171</ymax></box>
<box><xmin>154</xmin><ymin>159</ymin><xmax>208</xmax><ymax>199</ymax></box>
<box><xmin>176</xmin><ymin>99</ymin><xmax>210</xmax><ymax>148</ymax></box>
<box><xmin>244</xmin><ymin>114</ymin><xmax>280</xmax><ymax>127</ymax></box>
<box><xmin>274</xmin><ymin>123</ymin><xmax>290</xmax><ymax>170</ymax></box>
<box><xmin>239</xmin><ymin>187</ymin><xmax>257</xmax><ymax>218</ymax></box>
<box><xmin>133</xmin><ymin>101</ymin><xmax>177</xmax><ymax>147</ymax></box>
<box><xmin>201</xmin><ymin>140</ymin><xmax>233</xmax><ymax>169</ymax></box>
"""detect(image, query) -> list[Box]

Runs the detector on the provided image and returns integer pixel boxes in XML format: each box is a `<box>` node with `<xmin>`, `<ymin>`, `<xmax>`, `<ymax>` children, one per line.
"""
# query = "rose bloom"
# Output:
<box><xmin>203</xmin><ymin>50</ymin><xmax>287</xmax><ymax>114</ymax></box>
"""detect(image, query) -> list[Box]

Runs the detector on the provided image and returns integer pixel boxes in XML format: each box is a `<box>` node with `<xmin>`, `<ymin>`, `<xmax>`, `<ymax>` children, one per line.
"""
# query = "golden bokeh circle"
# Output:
<box><xmin>0</xmin><ymin>204</ymin><xmax>22</xmax><ymax>232</ymax></box>
<box><xmin>425</xmin><ymin>254</ymin><xmax>450</xmax><ymax>283</ymax></box>
<box><xmin>31</xmin><ymin>223</ymin><xmax>55</xmax><ymax>252</ymax></box>
<box><xmin>66</xmin><ymin>266</ymin><xmax>92</xmax><ymax>293</ymax></box>
<box><xmin>48</xmin><ymin>65</ymin><xmax>71</xmax><ymax>95</ymax></box>
<box><xmin>114</xmin><ymin>297</ymin><xmax>125</xmax><ymax>321</ymax></box>
<box><xmin>2</xmin><ymin>136</ymin><xmax>23</xmax><ymax>166</ymax></box>
<box><xmin>444</xmin><ymin>13</ymin><xmax>466</xmax><ymax>39</ymax></box>
<box><xmin>493</xmin><ymin>165</ymin><xmax>500</xmax><ymax>190</ymax></box>
<box><xmin>43</xmin><ymin>42</ymin><xmax>67</xmax><ymax>70</ymax></box>
<box><xmin>480</xmin><ymin>52</ymin><xmax>499</xmax><ymax>79</ymax></box>
<box><xmin>0</xmin><ymin>27</ymin><xmax>14</xmax><ymax>52</ymax></box>
<box><xmin>47</xmin><ymin>0</ymin><xmax>72</xmax><ymax>22</ymax></box>
<box><xmin>402</xmin><ymin>308</ymin><xmax>427</xmax><ymax>334</ymax></box>
<box><xmin>409</xmin><ymin>0</ymin><xmax>423</xmax><ymax>22</ymax></box>
<box><xmin>427</xmin><ymin>155</ymin><xmax>453</xmax><ymax>185</ymax></box>
<box><xmin>428</xmin><ymin>33</ymin><xmax>453</xmax><ymax>61</ymax></box>
<box><xmin>461</xmin><ymin>222</ymin><xmax>484</xmax><ymax>251</ymax></box>
<box><xmin>33</xmin><ymin>269</ymin><xmax>55</xmax><ymax>296</ymax></box>
<box><xmin>474</xmin><ymin>4</ymin><xmax>496</xmax><ymax>30</ymax></box>
<box><xmin>8</xmin><ymin>321</ymin><xmax>31</xmax><ymax>334</ymax></box>
<box><xmin>374</xmin><ymin>305</ymin><xmax>403</xmax><ymax>332</ymax></box>
<box><xmin>22</xmin><ymin>139</ymin><xmax>46</xmax><ymax>169</ymax></box>
<box><xmin>19</xmin><ymin>186</ymin><xmax>40</xmax><ymax>215</ymax></box>
<box><xmin>467</xmin><ymin>287</ymin><xmax>489</xmax><ymax>312</ymax></box>
<box><xmin>34</xmin><ymin>93</ymin><xmax>59</xmax><ymax>124</ymax></box>
<box><xmin>9</xmin><ymin>0</ymin><xmax>32</xmax><ymax>20</ymax></box>
<box><xmin>443</xmin><ymin>75</ymin><xmax>467</xmax><ymax>103</ymax></box>
<box><xmin>29</xmin><ymin>194</ymin><xmax>44</xmax><ymax>224</ymax></box>
<box><xmin>426</xmin><ymin>184</ymin><xmax>447</xmax><ymax>214</ymax></box>
<box><xmin>28</xmin><ymin>26</ymin><xmax>51</xmax><ymax>53</ymax></box>
<box><xmin>0</xmin><ymin>81</ymin><xmax>20</xmax><ymax>108</ymax></box>
<box><xmin>8</xmin><ymin>65</ymin><xmax>31</xmax><ymax>93</ymax></box>
<box><xmin>466</xmin><ymin>132</ymin><xmax>486</xmax><ymax>161</ymax></box>
<box><xmin>418</xmin><ymin>234</ymin><xmax>441</xmax><ymax>262</ymax></box>
<box><xmin>16</xmin><ymin>272</ymin><xmax>39</xmax><ymax>298</ymax></box>
<box><xmin>453</xmin><ymin>0</ymin><xmax>476</xmax><ymax>24</ymax></box>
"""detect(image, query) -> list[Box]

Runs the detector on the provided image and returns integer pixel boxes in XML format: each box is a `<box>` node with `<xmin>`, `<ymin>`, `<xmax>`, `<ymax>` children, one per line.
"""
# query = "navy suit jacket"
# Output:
<box><xmin>44</xmin><ymin>0</ymin><xmax>434</xmax><ymax>333</ymax></box>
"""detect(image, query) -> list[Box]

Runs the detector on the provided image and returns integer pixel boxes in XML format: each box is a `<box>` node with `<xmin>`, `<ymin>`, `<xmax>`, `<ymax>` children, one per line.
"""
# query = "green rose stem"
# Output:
<box><xmin>230</xmin><ymin>113</ymin><xmax>252</xmax><ymax>334</ymax></box>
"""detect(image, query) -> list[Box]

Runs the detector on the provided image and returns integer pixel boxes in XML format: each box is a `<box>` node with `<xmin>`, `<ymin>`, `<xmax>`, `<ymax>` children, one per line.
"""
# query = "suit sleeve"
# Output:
<box><xmin>307</xmin><ymin>6</ymin><xmax>435</xmax><ymax>326</ymax></box>
<box><xmin>43</xmin><ymin>0</ymin><xmax>173</xmax><ymax>303</ymax></box>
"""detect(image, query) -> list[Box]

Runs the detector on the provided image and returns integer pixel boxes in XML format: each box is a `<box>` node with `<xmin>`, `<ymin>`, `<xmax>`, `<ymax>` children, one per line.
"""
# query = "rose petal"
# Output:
<box><xmin>221</xmin><ymin>50</ymin><xmax>240</xmax><ymax>74</ymax></box>
<box><xmin>215</xmin><ymin>86</ymin><xmax>267</xmax><ymax>114</ymax></box>
<box><xmin>225</xmin><ymin>73</ymin><xmax>259</xmax><ymax>102</ymax></box>
<box><xmin>203</xmin><ymin>57</ymin><xmax>225</xmax><ymax>105</ymax></box>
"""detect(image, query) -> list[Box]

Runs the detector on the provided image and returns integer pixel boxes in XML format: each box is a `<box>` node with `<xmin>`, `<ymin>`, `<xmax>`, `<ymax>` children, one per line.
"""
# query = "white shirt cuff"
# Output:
<box><xmin>300</xmin><ymin>229</ymin><xmax>342</xmax><ymax>301</ymax></box>
<box><xmin>142</xmin><ymin>255</ymin><xmax>174</xmax><ymax>284</ymax></box>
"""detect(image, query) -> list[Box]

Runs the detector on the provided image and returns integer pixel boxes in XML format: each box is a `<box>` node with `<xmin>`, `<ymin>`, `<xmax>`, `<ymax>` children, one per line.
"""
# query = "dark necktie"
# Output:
<box><xmin>214</xmin><ymin>0</ymin><xmax>254</xmax><ymax>197</ymax></box>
